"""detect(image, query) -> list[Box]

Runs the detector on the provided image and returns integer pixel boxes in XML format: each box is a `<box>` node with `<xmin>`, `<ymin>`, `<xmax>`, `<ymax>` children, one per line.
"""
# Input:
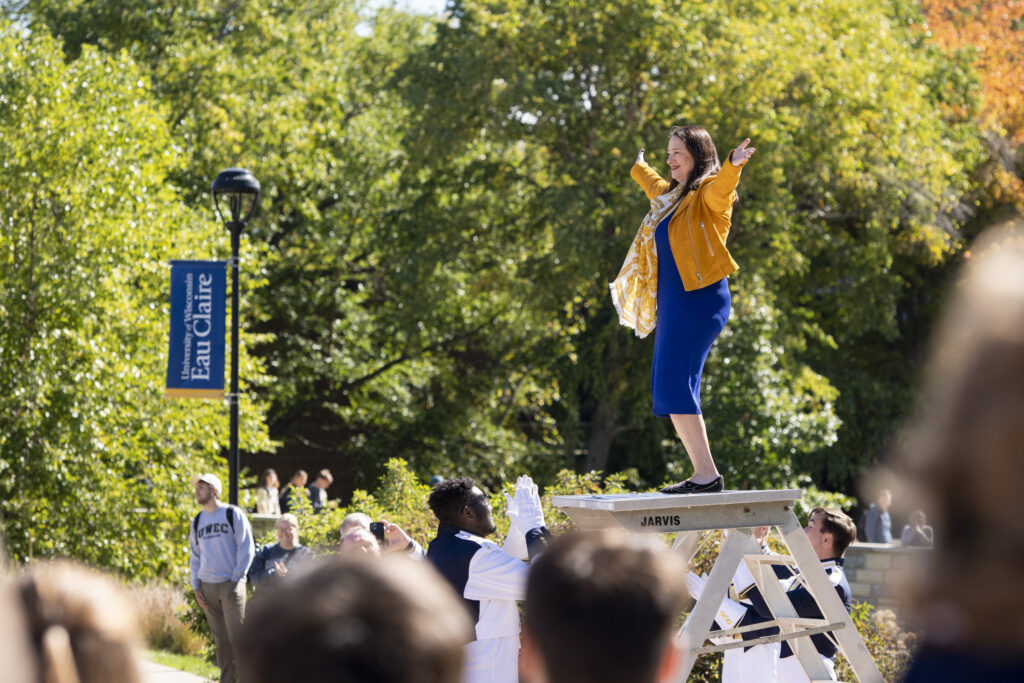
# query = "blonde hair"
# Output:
<box><xmin>276</xmin><ymin>513</ymin><xmax>299</xmax><ymax>529</ymax></box>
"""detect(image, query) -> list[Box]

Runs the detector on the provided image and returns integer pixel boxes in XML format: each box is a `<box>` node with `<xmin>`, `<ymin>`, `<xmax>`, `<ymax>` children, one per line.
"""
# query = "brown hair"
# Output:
<box><xmin>891</xmin><ymin>222</ymin><xmax>1024</xmax><ymax>648</ymax></box>
<box><xmin>524</xmin><ymin>531</ymin><xmax>689</xmax><ymax>683</ymax></box>
<box><xmin>259</xmin><ymin>468</ymin><xmax>278</xmax><ymax>488</ymax></box>
<box><xmin>16</xmin><ymin>561</ymin><xmax>142</xmax><ymax>683</ymax></box>
<box><xmin>809</xmin><ymin>507</ymin><xmax>856</xmax><ymax>556</ymax></box>
<box><xmin>667</xmin><ymin>125</ymin><xmax>721</xmax><ymax>193</ymax></box>
<box><xmin>239</xmin><ymin>556</ymin><xmax>470</xmax><ymax>683</ymax></box>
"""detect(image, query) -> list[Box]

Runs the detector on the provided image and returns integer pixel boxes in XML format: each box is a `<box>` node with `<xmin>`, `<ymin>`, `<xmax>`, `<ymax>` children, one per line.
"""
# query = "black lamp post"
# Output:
<box><xmin>211</xmin><ymin>168</ymin><xmax>260</xmax><ymax>507</ymax></box>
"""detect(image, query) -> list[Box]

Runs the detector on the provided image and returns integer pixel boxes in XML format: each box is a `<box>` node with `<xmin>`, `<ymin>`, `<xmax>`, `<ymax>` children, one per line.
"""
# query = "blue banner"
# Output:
<box><xmin>165</xmin><ymin>260</ymin><xmax>227</xmax><ymax>399</ymax></box>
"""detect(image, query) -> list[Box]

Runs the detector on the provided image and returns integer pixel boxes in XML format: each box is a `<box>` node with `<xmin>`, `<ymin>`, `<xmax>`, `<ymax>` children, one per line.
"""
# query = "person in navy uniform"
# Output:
<box><xmin>427</xmin><ymin>475</ymin><xmax>550</xmax><ymax>683</ymax></box>
<box><xmin>687</xmin><ymin>507</ymin><xmax>856</xmax><ymax>682</ymax></box>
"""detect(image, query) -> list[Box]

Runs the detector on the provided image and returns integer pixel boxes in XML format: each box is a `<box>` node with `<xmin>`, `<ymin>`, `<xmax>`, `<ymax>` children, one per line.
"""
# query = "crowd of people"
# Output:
<box><xmin>187</xmin><ymin>466</ymin><xmax>878</xmax><ymax>683</ymax></box>
<box><xmin>254</xmin><ymin>467</ymin><xmax>337</xmax><ymax>515</ymax></box>
<box><xmin>4</xmin><ymin>469</ymin><xmax>864</xmax><ymax>683</ymax></box>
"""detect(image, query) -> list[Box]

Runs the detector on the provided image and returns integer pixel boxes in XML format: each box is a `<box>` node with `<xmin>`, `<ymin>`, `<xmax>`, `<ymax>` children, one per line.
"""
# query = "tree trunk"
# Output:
<box><xmin>584</xmin><ymin>397</ymin><xmax>620</xmax><ymax>473</ymax></box>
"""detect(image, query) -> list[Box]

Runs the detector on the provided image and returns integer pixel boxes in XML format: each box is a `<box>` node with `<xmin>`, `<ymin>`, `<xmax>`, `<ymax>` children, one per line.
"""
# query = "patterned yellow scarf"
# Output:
<box><xmin>609</xmin><ymin>185</ymin><xmax>683</xmax><ymax>338</ymax></box>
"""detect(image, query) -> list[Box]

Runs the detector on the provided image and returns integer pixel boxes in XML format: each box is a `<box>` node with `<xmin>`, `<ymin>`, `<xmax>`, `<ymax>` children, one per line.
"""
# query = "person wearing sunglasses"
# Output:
<box><xmin>427</xmin><ymin>475</ymin><xmax>550</xmax><ymax>683</ymax></box>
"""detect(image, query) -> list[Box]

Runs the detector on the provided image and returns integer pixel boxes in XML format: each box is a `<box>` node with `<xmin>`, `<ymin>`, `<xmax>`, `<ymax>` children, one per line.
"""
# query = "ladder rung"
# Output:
<box><xmin>692</xmin><ymin>622</ymin><xmax>844</xmax><ymax>655</ymax></box>
<box><xmin>747</xmin><ymin>554</ymin><xmax>797</xmax><ymax>565</ymax></box>
<box><xmin>775</xmin><ymin>617</ymin><xmax>835</xmax><ymax>630</ymax></box>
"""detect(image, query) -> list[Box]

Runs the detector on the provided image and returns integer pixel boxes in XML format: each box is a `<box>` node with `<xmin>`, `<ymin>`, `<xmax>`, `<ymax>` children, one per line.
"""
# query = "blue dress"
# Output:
<box><xmin>651</xmin><ymin>210</ymin><xmax>731</xmax><ymax>416</ymax></box>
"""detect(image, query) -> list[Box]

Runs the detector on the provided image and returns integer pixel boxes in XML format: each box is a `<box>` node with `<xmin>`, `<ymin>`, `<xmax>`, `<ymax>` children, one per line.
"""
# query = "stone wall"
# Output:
<box><xmin>250</xmin><ymin>513</ymin><xmax>280</xmax><ymax>541</ymax></box>
<box><xmin>844</xmin><ymin>542</ymin><xmax>931</xmax><ymax>628</ymax></box>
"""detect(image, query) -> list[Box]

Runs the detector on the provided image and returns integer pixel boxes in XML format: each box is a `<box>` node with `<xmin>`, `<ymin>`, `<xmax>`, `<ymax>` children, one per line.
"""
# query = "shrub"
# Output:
<box><xmin>282</xmin><ymin>460</ymin><xmax>635</xmax><ymax>554</ymax></box>
<box><xmin>834</xmin><ymin>603</ymin><xmax>913</xmax><ymax>682</ymax></box>
<box><xmin>127</xmin><ymin>582</ymin><xmax>209</xmax><ymax>657</ymax></box>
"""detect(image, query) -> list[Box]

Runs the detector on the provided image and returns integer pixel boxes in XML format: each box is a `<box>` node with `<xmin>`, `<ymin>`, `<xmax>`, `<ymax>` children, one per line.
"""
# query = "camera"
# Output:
<box><xmin>369</xmin><ymin>521</ymin><xmax>387</xmax><ymax>546</ymax></box>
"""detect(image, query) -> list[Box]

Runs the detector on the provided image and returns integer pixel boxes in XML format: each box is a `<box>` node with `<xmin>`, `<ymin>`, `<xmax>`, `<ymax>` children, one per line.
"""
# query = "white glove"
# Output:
<box><xmin>636</xmin><ymin>148</ymin><xmax>645</xmax><ymax>164</ymax></box>
<box><xmin>514</xmin><ymin>475</ymin><xmax>545</xmax><ymax>531</ymax></box>
<box><xmin>503</xmin><ymin>523</ymin><xmax>529</xmax><ymax>561</ymax></box>
<box><xmin>504</xmin><ymin>488</ymin><xmax>520</xmax><ymax>526</ymax></box>
<box><xmin>502</xmin><ymin>490</ymin><xmax>529</xmax><ymax>560</ymax></box>
<box><xmin>685</xmin><ymin>571</ymin><xmax>707</xmax><ymax>601</ymax></box>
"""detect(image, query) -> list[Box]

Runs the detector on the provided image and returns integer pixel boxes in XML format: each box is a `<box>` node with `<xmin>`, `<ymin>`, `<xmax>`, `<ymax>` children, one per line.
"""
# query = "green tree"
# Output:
<box><xmin>11</xmin><ymin>0</ymin><xmax>987</xmax><ymax>502</ymax></box>
<box><xmin>392</xmin><ymin>0</ymin><xmax>982</xmax><ymax>489</ymax></box>
<box><xmin>0</xmin><ymin>22</ymin><xmax>272</xmax><ymax>578</ymax></box>
<box><xmin>9</xmin><ymin>0</ymin><xmax>549</xmax><ymax>489</ymax></box>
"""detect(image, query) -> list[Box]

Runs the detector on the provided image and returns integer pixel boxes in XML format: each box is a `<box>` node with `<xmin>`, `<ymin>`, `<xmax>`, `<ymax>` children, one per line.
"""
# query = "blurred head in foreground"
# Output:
<box><xmin>521</xmin><ymin>530</ymin><xmax>689</xmax><ymax>683</ymax></box>
<box><xmin>239</xmin><ymin>555</ymin><xmax>471</xmax><ymax>683</ymax></box>
<box><xmin>893</xmin><ymin>223</ymin><xmax>1024</xmax><ymax>650</ymax></box>
<box><xmin>6</xmin><ymin>560</ymin><xmax>142</xmax><ymax>683</ymax></box>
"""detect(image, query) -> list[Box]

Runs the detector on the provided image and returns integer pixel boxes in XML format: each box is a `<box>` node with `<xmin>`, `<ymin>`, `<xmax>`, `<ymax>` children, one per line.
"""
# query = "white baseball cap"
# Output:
<box><xmin>197</xmin><ymin>473</ymin><xmax>223</xmax><ymax>497</ymax></box>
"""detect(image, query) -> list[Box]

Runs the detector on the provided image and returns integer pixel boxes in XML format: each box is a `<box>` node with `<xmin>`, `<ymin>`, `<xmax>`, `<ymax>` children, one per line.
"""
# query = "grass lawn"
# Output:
<box><xmin>146</xmin><ymin>649</ymin><xmax>219</xmax><ymax>681</ymax></box>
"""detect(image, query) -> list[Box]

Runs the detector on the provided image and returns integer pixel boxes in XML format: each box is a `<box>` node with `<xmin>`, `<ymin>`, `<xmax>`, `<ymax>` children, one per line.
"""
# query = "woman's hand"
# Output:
<box><xmin>636</xmin><ymin>148</ymin><xmax>645</xmax><ymax>165</ymax></box>
<box><xmin>730</xmin><ymin>138</ymin><xmax>755</xmax><ymax>165</ymax></box>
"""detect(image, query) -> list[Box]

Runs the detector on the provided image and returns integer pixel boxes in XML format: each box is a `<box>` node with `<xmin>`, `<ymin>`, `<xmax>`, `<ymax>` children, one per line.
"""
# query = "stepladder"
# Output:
<box><xmin>551</xmin><ymin>489</ymin><xmax>883</xmax><ymax>683</ymax></box>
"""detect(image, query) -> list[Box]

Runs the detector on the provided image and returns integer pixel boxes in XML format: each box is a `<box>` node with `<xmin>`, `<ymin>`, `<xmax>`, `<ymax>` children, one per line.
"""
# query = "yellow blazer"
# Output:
<box><xmin>630</xmin><ymin>156</ymin><xmax>747</xmax><ymax>291</ymax></box>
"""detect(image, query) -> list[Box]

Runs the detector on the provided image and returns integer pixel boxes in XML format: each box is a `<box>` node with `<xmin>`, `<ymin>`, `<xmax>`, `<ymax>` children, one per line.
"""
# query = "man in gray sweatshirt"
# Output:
<box><xmin>189</xmin><ymin>473</ymin><xmax>255</xmax><ymax>683</ymax></box>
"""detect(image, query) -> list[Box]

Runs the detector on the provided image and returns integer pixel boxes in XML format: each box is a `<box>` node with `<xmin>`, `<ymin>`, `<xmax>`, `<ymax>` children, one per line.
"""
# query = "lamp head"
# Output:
<box><xmin>211</xmin><ymin>167</ymin><xmax>260</xmax><ymax>225</ymax></box>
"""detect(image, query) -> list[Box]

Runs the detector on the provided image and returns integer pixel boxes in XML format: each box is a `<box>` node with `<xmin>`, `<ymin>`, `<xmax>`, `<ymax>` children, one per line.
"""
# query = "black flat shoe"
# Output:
<box><xmin>660</xmin><ymin>476</ymin><xmax>724</xmax><ymax>494</ymax></box>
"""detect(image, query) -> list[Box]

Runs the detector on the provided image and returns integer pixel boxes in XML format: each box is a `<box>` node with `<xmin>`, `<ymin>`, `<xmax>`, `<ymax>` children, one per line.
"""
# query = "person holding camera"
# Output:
<box><xmin>338</xmin><ymin>513</ymin><xmax>426</xmax><ymax>558</ymax></box>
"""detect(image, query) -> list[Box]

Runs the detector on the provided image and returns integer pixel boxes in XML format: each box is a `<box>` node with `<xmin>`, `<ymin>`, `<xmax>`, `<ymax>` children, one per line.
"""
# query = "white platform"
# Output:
<box><xmin>552</xmin><ymin>489</ymin><xmax>803</xmax><ymax>533</ymax></box>
<box><xmin>552</xmin><ymin>490</ymin><xmax>883</xmax><ymax>683</ymax></box>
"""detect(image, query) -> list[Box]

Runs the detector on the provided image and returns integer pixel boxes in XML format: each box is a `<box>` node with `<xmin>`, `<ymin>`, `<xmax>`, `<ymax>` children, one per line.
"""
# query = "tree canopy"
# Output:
<box><xmin>0</xmin><ymin>0</ymin><xmax>1014</xmax><ymax>577</ymax></box>
<box><xmin>0</xmin><ymin>22</ymin><xmax>272</xmax><ymax>577</ymax></box>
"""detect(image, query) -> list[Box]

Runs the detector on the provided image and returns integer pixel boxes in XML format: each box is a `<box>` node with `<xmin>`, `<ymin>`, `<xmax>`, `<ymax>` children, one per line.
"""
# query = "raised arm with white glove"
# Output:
<box><xmin>514</xmin><ymin>475</ymin><xmax>545</xmax><ymax>531</ymax></box>
<box><xmin>510</xmin><ymin>475</ymin><xmax>550</xmax><ymax>560</ymax></box>
<box><xmin>502</xmin><ymin>487</ymin><xmax>529</xmax><ymax>561</ymax></box>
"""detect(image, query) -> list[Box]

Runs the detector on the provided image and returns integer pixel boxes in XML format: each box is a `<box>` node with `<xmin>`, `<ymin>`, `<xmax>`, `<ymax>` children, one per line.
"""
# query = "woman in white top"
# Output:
<box><xmin>255</xmin><ymin>468</ymin><xmax>281</xmax><ymax>515</ymax></box>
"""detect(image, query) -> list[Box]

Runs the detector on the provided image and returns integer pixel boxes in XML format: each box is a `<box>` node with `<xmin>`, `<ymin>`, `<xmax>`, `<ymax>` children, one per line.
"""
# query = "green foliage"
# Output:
<box><xmin>539</xmin><ymin>469</ymin><xmax>632</xmax><ymax>534</ymax></box>
<box><xmin>285</xmin><ymin>459</ymin><xmax>635</xmax><ymax>553</ymax></box>
<box><xmin>1</xmin><ymin>0</ymin><xmax>998</xmax><ymax>579</ymax></box>
<box><xmin>181</xmin><ymin>587</ymin><xmax>216</xmax><ymax>664</ymax></box>
<box><xmin>794</xmin><ymin>483</ymin><xmax>858</xmax><ymax>526</ymax></box>
<box><xmin>0</xmin><ymin>21</ymin><xmax>272</xmax><ymax>579</ymax></box>
<box><xmin>389</xmin><ymin>0</ymin><xmax>984</xmax><ymax>491</ymax></box>
<box><xmin>145</xmin><ymin>650</ymin><xmax>220</xmax><ymax>681</ymax></box>
<box><xmin>834</xmin><ymin>602</ymin><xmax>914</xmax><ymax>682</ymax></box>
<box><xmin>261</xmin><ymin>459</ymin><xmax>645</xmax><ymax>564</ymax></box>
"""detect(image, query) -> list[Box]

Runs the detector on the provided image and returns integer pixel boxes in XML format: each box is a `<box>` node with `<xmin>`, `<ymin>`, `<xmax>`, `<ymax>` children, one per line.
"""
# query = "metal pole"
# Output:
<box><xmin>229</xmin><ymin>221</ymin><xmax>241</xmax><ymax>506</ymax></box>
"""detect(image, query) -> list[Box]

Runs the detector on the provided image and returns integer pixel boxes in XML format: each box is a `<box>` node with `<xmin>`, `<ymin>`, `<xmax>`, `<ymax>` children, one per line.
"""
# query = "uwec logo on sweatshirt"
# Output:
<box><xmin>197</xmin><ymin>522</ymin><xmax>233</xmax><ymax>539</ymax></box>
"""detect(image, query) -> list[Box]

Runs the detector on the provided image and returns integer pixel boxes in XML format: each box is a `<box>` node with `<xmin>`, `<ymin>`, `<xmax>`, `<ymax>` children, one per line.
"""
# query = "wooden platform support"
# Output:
<box><xmin>551</xmin><ymin>490</ymin><xmax>883</xmax><ymax>683</ymax></box>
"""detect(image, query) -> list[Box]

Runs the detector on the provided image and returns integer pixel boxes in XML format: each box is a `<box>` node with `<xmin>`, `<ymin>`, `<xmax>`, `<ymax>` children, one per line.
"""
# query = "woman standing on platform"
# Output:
<box><xmin>611</xmin><ymin>126</ymin><xmax>755</xmax><ymax>493</ymax></box>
